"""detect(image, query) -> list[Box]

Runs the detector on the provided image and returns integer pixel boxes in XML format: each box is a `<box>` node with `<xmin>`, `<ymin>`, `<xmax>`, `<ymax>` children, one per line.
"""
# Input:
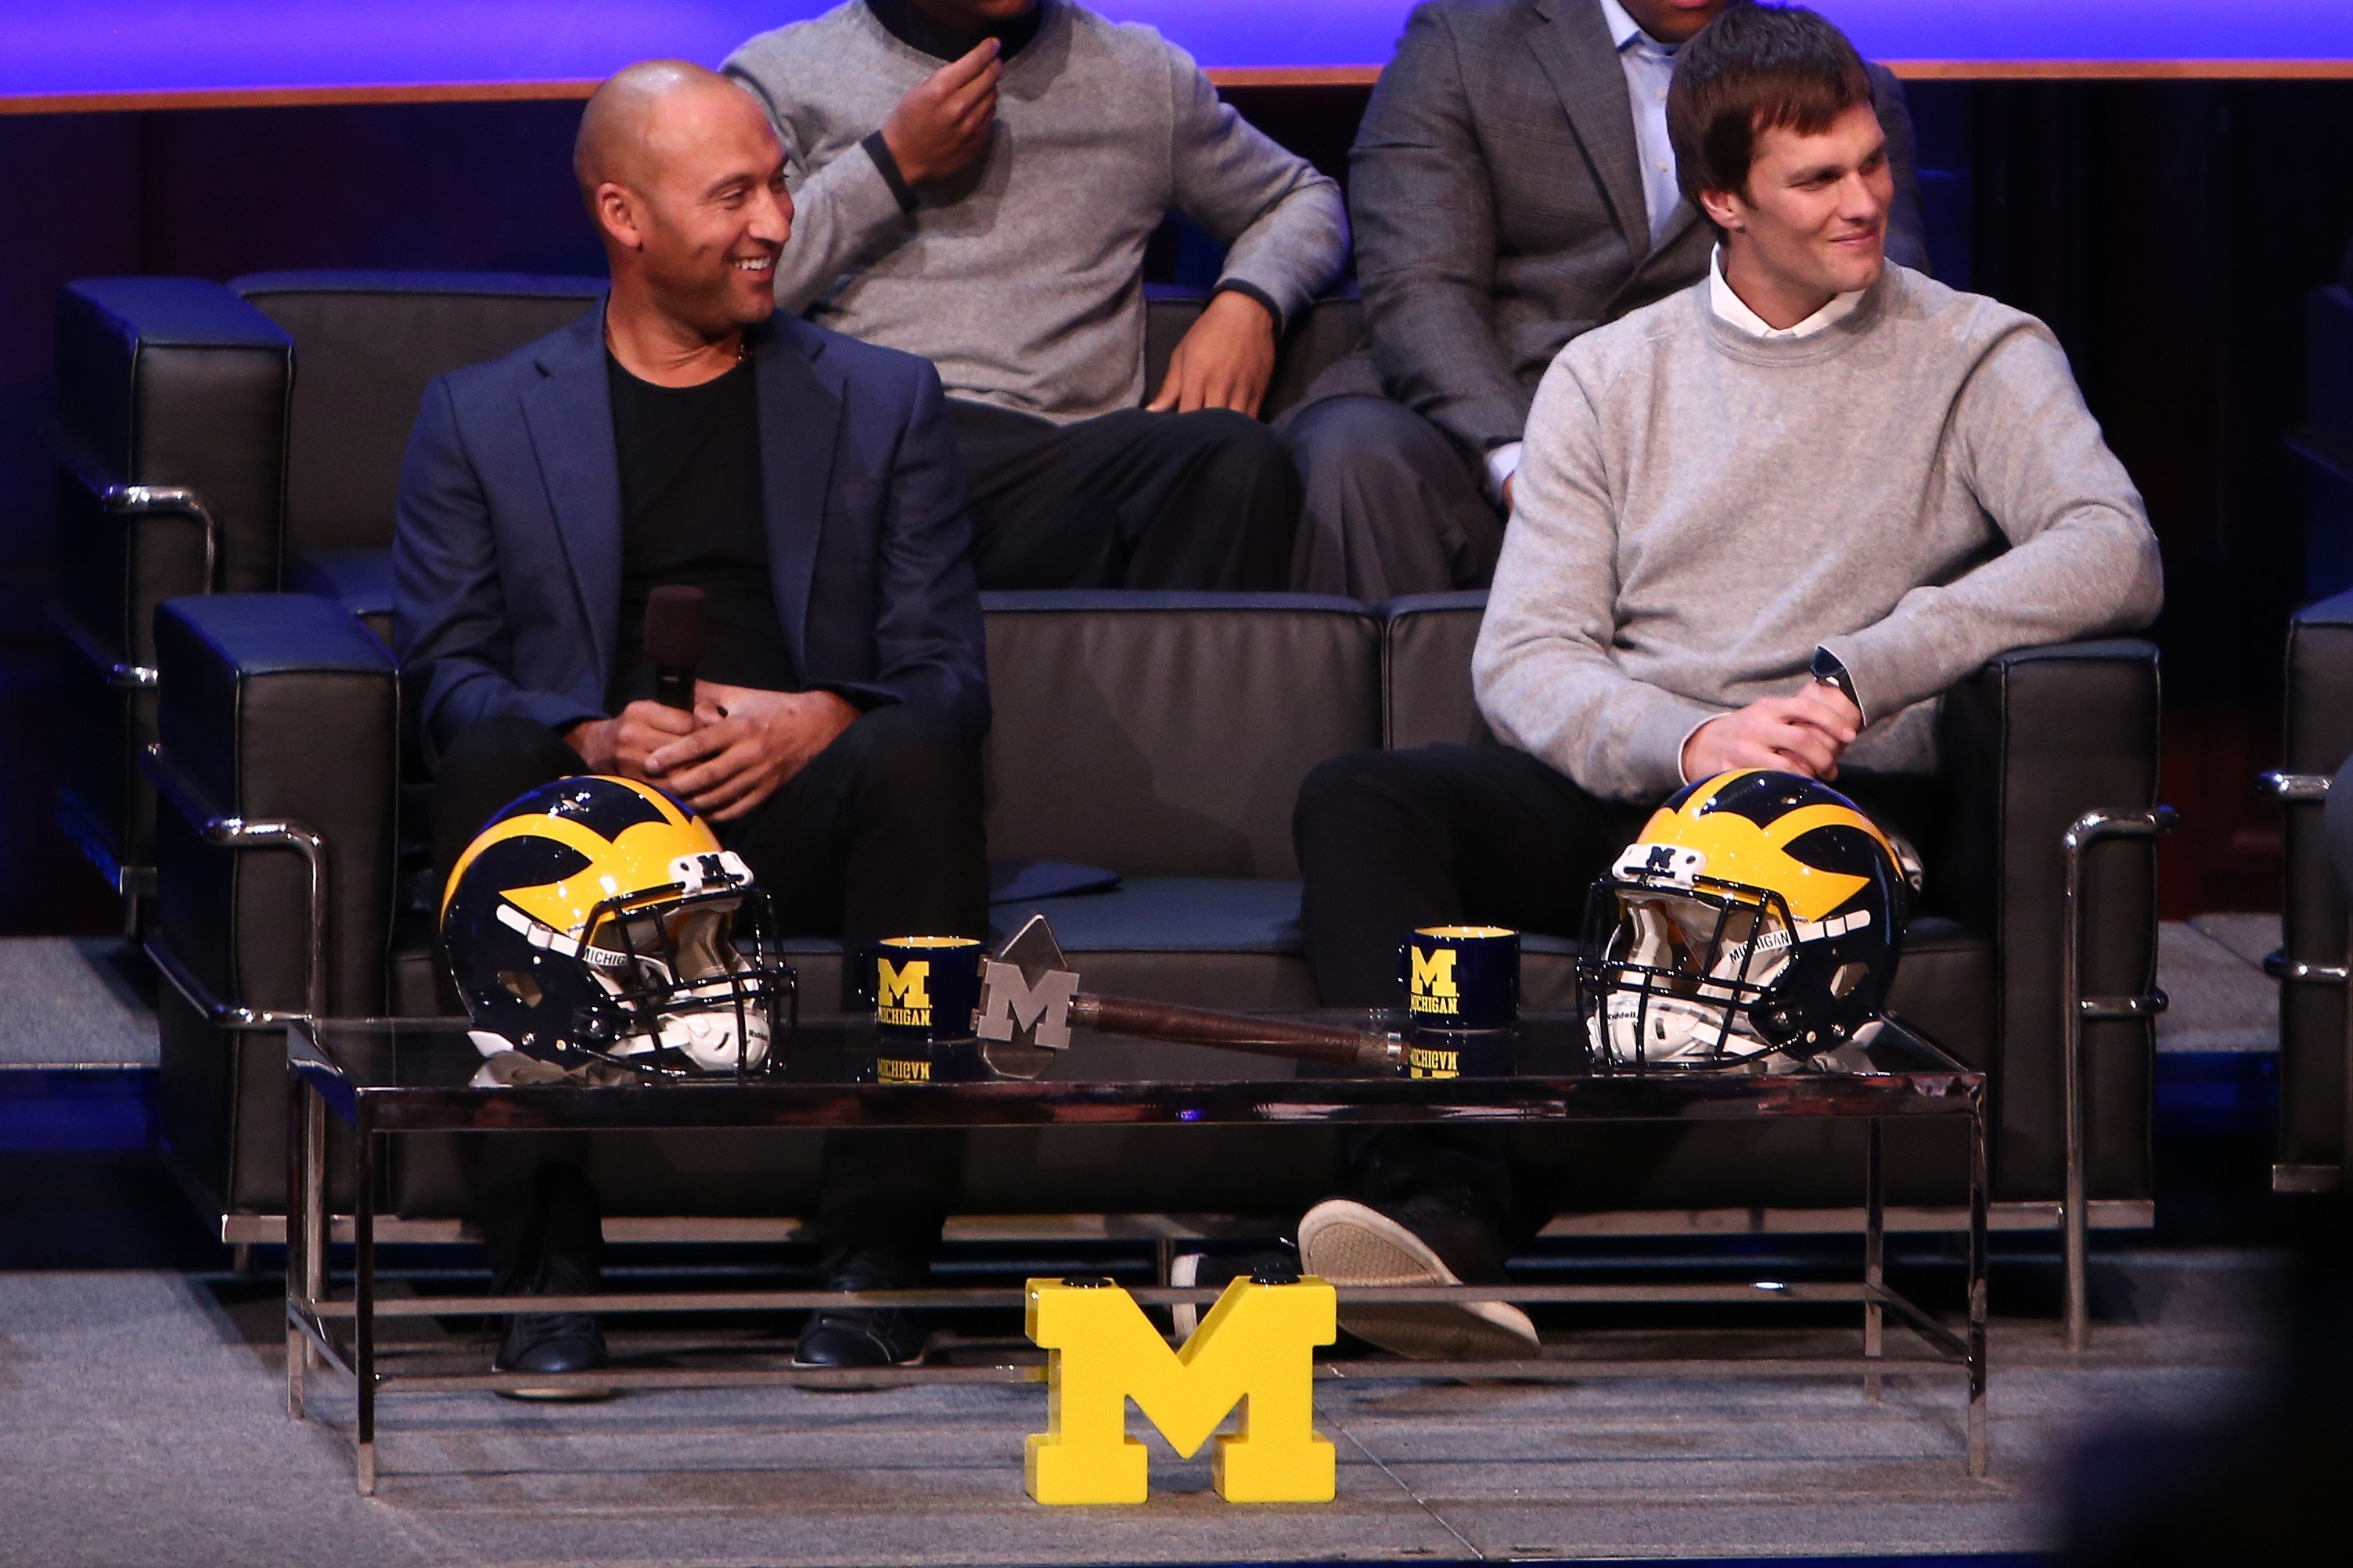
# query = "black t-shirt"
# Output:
<box><xmin>606</xmin><ymin>352</ymin><xmax>797</xmax><ymax>707</ymax></box>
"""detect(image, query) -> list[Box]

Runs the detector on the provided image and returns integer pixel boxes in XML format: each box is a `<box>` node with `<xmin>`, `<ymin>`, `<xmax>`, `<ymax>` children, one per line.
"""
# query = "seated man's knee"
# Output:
<box><xmin>1297</xmin><ymin>749</ymin><xmax>1426</xmax><ymax>845</ymax></box>
<box><xmin>1287</xmin><ymin>394</ymin><xmax>1428</xmax><ymax>469</ymax></box>
<box><xmin>438</xmin><ymin>716</ymin><xmax>582</xmax><ymax>785</ymax></box>
<box><xmin>840</xmin><ymin>705</ymin><xmax>980</xmax><ymax>816</ymax></box>
<box><xmin>1174</xmin><ymin>407</ymin><xmax>1295</xmax><ymax>482</ymax></box>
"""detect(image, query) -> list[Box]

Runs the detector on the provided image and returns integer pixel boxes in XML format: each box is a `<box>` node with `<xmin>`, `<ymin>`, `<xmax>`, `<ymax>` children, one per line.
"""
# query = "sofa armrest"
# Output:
<box><xmin>2275</xmin><ymin>588</ymin><xmax>2353</xmax><ymax>1177</ymax></box>
<box><xmin>56</xmin><ymin>279</ymin><xmax>292</xmax><ymax>596</ymax></box>
<box><xmin>1940</xmin><ymin>638</ymin><xmax>2161</xmax><ymax>1203</ymax></box>
<box><xmin>148</xmin><ymin>593</ymin><xmax>399</xmax><ymax>1021</ymax></box>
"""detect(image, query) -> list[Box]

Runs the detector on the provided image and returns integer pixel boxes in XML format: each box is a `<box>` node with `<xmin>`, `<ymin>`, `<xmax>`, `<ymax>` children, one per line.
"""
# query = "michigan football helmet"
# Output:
<box><xmin>441</xmin><ymin>776</ymin><xmax>793</xmax><ymax>1074</ymax></box>
<box><xmin>1579</xmin><ymin>770</ymin><xmax>1912</xmax><ymax>1068</ymax></box>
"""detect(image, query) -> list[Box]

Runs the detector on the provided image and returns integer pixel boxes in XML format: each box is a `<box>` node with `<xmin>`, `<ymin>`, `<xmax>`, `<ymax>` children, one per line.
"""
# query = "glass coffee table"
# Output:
<box><xmin>285</xmin><ymin>1010</ymin><xmax>1988</xmax><ymax>1493</ymax></box>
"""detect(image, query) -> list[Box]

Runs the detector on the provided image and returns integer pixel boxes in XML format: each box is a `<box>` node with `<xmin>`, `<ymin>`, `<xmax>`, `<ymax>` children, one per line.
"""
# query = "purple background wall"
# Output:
<box><xmin>11</xmin><ymin>1</ymin><xmax>2351</xmax><ymax>99</ymax></box>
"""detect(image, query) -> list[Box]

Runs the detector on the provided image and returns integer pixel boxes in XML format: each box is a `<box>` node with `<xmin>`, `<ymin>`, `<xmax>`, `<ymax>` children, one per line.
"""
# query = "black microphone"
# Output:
<box><xmin>644</xmin><ymin>585</ymin><xmax>707</xmax><ymax>712</ymax></box>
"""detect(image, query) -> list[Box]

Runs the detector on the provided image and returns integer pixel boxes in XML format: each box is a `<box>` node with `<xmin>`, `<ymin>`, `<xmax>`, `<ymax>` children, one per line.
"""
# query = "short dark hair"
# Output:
<box><xmin>1667</xmin><ymin>3</ymin><xmax>1874</xmax><ymax>210</ymax></box>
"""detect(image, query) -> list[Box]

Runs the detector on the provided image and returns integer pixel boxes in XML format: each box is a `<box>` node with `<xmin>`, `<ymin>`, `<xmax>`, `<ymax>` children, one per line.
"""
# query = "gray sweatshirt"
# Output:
<box><xmin>1474</xmin><ymin>264</ymin><xmax>2164</xmax><ymax>802</ymax></box>
<box><xmin>723</xmin><ymin>1</ymin><xmax>1349</xmax><ymax>423</ymax></box>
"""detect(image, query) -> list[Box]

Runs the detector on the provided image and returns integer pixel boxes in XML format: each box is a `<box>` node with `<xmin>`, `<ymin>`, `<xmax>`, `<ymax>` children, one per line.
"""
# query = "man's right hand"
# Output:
<box><xmin>566</xmin><ymin>701</ymin><xmax>697</xmax><ymax>781</ymax></box>
<box><xmin>1680</xmin><ymin>684</ymin><xmax>1861</xmax><ymax>783</ymax></box>
<box><xmin>881</xmin><ymin>39</ymin><xmax>1002</xmax><ymax>187</ymax></box>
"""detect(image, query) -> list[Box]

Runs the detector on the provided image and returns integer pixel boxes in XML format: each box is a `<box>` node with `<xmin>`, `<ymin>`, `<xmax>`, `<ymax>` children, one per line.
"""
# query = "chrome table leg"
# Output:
<box><xmin>355</xmin><ymin>1102</ymin><xmax>377</xmax><ymax>1497</ymax></box>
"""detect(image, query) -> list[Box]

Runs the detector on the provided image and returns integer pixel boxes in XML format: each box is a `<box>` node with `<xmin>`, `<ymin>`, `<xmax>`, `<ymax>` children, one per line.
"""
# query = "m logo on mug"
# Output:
<box><xmin>1409</xmin><ymin>947</ymin><xmax>1459</xmax><ymax>1005</ymax></box>
<box><xmin>876</xmin><ymin>958</ymin><xmax>933</xmax><ymax>1027</ymax></box>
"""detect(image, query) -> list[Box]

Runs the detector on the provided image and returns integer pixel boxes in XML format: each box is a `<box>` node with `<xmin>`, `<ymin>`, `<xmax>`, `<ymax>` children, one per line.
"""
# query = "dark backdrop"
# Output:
<box><xmin>4</xmin><ymin>80</ymin><xmax>2348</xmax><ymax>930</ymax></box>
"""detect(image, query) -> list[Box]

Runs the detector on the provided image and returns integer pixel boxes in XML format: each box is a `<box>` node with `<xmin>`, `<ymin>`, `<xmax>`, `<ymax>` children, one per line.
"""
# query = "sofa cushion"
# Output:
<box><xmin>233</xmin><ymin>271</ymin><xmax>606</xmax><ymax>557</ymax></box>
<box><xmin>980</xmin><ymin>592</ymin><xmax>1382</xmax><ymax>879</ymax></box>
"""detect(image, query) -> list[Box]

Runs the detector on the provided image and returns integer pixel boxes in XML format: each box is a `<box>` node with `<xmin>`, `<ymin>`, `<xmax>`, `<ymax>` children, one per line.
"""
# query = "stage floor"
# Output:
<box><xmin>0</xmin><ymin>1249</ymin><xmax>2273</xmax><ymax>1566</ymax></box>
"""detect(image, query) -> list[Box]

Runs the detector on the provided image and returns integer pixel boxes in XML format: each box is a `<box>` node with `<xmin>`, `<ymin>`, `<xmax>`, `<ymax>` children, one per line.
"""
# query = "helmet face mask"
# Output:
<box><xmin>572</xmin><ymin>886</ymin><xmax>796</xmax><ymax>1076</ymax></box>
<box><xmin>1578</xmin><ymin>770</ymin><xmax>1909</xmax><ymax>1070</ymax></box>
<box><xmin>1584</xmin><ymin>879</ymin><xmax>1796</xmax><ymax>1066</ymax></box>
<box><xmin>444</xmin><ymin>777</ymin><xmax>798</xmax><ymax>1077</ymax></box>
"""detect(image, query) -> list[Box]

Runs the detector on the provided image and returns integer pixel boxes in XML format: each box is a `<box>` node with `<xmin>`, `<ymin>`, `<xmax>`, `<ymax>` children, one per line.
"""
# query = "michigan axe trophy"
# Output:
<box><xmin>969</xmin><ymin>915</ymin><xmax>1402</xmax><ymax>1077</ymax></box>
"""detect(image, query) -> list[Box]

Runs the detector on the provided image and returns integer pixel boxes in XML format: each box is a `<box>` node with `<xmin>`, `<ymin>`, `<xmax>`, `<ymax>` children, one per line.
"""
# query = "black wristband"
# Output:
<box><xmin>861</xmin><ymin>131</ymin><xmax>919</xmax><ymax>214</ymax></box>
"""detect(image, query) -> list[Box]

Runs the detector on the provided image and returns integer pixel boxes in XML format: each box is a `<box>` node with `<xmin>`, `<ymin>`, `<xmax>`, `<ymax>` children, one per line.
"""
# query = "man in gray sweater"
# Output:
<box><xmin>1279</xmin><ymin>0</ymin><xmax>1927</xmax><ymax>602</ymax></box>
<box><xmin>1288</xmin><ymin>3</ymin><xmax>2163</xmax><ymax>1360</ymax></box>
<box><xmin>724</xmin><ymin>0</ymin><xmax>1348</xmax><ymax>589</ymax></box>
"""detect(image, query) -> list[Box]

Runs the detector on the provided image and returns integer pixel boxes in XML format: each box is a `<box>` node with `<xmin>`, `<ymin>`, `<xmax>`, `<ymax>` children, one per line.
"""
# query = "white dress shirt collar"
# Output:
<box><xmin>1707</xmin><ymin>246</ymin><xmax>1865</xmax><ymax>340</ymax></box>
<box><xmin>1595</xmin><ymin>0</ymin><xmax>1653</xmax><ymax>52</ymax></box>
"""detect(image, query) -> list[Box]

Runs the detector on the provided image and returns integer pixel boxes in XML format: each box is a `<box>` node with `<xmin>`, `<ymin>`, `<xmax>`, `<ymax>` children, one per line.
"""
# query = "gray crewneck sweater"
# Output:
<box><xmin>723</xmin><ymin>1</ymin><xmax>1347</xmax><ymax>423</ymax></box>
<box><xmin>1473</xmin><ymin>264</ymin><xmax>2164</xmax><ymax>802</ymax></box>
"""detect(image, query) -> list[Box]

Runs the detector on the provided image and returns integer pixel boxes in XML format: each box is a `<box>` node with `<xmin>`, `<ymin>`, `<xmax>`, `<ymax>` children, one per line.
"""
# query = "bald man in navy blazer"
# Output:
<box><xmin>394</xmin><ymin>62</ymin><xmax>986</xmax><ymax>1381</ymax></box>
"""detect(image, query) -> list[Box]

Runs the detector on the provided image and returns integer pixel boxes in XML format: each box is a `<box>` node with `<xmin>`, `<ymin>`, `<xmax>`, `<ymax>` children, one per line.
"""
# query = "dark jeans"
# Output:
<box><xmin>434</xmin><ymin>702</ymin><xmax>986</xmax><ymax>1287</ymax></box>
<box><xmin>948</xmin><ymin>397</ymin><xmax>1298</xmax><ymax>590</ymax></box>
<box><xmin>1293</xmin><ymin>743</ymin><xmax>1944</xmax><ymax>1258</ymax></box>
<box><xmin>1277</xmin><ymin>393</ymin><xmax>1504</xmax><ymax>602</ymax></box>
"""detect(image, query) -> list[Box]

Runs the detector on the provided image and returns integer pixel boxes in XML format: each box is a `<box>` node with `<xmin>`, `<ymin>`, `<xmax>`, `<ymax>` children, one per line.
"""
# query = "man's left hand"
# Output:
<box><xmin>643</xmin><ymin>685</ymin><xmax>859</xmax><ymax>821</ymax></box>
<box><xmin>1146</xmin><ymin>290</ymin><xmax>1277</xmax><ymax>417</ymax></box>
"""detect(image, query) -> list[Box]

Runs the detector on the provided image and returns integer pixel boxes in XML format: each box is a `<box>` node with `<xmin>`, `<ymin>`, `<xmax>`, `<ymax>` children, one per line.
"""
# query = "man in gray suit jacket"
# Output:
<box><xmin>1281</xmin><ymin>0</ymin><xmax>1926</xmax><ymax>600</ymax></box>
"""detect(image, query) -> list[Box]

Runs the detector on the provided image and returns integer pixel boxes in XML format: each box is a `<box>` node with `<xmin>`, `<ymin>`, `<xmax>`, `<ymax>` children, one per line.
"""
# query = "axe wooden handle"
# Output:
<box><xmin>1067</xmin><ymin>993</ymin><xmax>1401</xmax><ymax>1073</ymax></box>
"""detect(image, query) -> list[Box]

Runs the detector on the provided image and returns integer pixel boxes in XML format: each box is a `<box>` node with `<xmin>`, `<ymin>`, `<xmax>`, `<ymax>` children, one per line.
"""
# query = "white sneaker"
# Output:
<box><xmin>1297</xmin><ymin>1199</ymin><xmax>1540</xmax><ymax>1361</ymax></box>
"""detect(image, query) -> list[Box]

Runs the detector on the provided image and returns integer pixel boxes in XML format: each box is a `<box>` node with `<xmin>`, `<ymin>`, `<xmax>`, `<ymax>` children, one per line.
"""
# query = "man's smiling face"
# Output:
<box><xmin>628</xmin><ymin>84</ymin><xmax>793</xmax><ymax>337</ymax></box>
<box><xmin>1706</xmin><ymin>100</ymin><xmax>1891</xmax><ymax>307</ymax></box>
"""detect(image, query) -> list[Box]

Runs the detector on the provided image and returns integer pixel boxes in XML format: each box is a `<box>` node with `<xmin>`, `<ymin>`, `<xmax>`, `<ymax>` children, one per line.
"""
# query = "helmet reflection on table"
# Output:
<box><xmin>1579</xmin><ymin>769</ymin><xmax>1916</xmax><ymax>1070</ymax></box>
<box><xmin>440</xmin><ymin>775</ymin><xmax>795</xmax><ymax>1077</ymax></box>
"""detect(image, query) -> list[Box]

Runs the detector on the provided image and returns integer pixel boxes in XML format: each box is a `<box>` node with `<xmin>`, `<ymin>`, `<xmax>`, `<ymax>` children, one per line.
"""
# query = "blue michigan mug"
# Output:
<box><xmin>861</xmin><ymin>935</ymin><xmax>986</xmax><ymax>1045</ymax></box>
<box><xmin>1398</xmin><ymin>925</ymin><xmax>1520</xmax><ymax>1034</ymax></box>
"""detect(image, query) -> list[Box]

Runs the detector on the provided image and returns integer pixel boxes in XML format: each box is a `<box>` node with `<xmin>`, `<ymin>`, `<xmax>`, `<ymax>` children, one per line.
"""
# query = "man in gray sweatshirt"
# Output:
<box><xmin>1287</xmin><ymin>3</ymin><xmax>2163</xmax><ymax>1360</ymax></box>
<box><xmin>724</xmin><ymin>0</ymin><xmax>1349</xmax><ymax>589</ymax></box>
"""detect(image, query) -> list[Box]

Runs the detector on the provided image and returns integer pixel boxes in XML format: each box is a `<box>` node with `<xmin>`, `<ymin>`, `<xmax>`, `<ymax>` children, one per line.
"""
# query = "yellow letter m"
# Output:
<box><xmin>1024</xmin><ymin>1276</ymin><xmax>1337</xmax><ymax>1505</ymax></box>
<box><xmin>1410</xmin><ymin>946</ymin><xmax>1458</xmax><ymax>998</ymax></box>
<box><xmin>875</xmin><ymin>958</ymin><xmax>930</xmax><ymax>1011</ymax></box>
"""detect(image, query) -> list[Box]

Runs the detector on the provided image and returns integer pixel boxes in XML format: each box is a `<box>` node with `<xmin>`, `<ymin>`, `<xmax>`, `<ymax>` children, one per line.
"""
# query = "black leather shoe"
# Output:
<box><xmin>792</xmin><ymin>1307</ymin><xmax>926</xmax><ymax>1372</ymax></box>
<box><xmin>492</xmin><ymin>1254</ymin><xmax>614</xmax><ymax>1401</ymax></box>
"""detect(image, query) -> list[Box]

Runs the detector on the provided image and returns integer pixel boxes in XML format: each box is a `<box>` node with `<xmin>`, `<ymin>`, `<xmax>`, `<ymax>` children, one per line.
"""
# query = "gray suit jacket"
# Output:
<box><xmin>1339</xmin><ymin>0</ymin><xmax>1929</xmax><ymax>458</ymax></box>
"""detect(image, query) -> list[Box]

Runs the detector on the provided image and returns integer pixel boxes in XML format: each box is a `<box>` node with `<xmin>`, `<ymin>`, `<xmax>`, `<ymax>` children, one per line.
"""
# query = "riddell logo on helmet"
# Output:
<box><xmin>876</xmin><ymin>958</ymin><xmax>934</xmax><ymax>1027</ymax></box>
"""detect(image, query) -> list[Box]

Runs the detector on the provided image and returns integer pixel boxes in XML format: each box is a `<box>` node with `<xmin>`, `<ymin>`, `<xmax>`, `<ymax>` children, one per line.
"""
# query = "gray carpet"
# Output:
<box><xmin>0</xmin><ymin>937</ymin><xmax>155</xmax><ymax>1067</ymax></box>
<box><xmin>2157</xmin><ymin>917</ymin><xmax>2279</xmax><ymax>1053</ymax></box>
<box><xmin>0</xmin><ymin>1253</ymin><xmax>2275</xmax><ymax>1566</ymax></box>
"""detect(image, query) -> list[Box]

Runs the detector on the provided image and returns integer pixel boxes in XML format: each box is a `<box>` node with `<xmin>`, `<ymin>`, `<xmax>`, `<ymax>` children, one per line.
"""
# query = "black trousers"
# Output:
<box><xmin>948</xmin><ymin>398</ymin><xmax>1299</xmax><ymax>591</ymax></box>
<box><xmin>1277</xmin><ymin>394</ymin><xmax>1505</xmax><ymax>602</ymax></box>
<box><xmin>1293</xmin><ymin>743</ymin><xmax>1943</xmax><ymax>1254</ymax></box>
<box><xmin>434</xmin><ymin>703</ymin><xmax>987</xmax><ymax>1286</ymax></box>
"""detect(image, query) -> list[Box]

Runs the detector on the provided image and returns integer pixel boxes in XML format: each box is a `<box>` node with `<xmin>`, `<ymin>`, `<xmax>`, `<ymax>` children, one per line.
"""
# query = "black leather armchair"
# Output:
<box><xmin>2268</xmin><ymin>588</ymin><xmax>2353</xmax><ymax>1193</ymax></box>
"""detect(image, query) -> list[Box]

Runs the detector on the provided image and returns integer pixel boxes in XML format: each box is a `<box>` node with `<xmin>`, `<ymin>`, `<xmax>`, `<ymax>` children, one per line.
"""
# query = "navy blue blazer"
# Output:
<box><xmin>393</xmin><ymin>301</ymin><xmax>989</xmax><ymax>768</ymax></box>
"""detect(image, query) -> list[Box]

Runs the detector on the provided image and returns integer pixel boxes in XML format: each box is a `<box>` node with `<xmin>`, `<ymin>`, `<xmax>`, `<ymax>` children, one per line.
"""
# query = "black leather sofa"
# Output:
<box><xmin>55</xmin><ymin>271</ymin><xmax>1358</xmax><ymax>907</ymax></box>
<box><xmin>59</xmin><ymin>270</ymin><xmax>2166</xmax><ymax>1264</ymax></box>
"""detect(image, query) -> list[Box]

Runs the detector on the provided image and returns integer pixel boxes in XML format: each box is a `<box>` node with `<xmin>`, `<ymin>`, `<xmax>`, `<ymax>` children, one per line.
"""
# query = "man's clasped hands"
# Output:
<box><xmin>567</xmin><ymin>685</ymin><xmax>859</xmax><ymax>821</ymax></box>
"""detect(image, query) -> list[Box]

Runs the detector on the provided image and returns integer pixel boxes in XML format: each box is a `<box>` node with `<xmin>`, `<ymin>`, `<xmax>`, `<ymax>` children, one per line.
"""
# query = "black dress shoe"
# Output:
<box><xmin>492</xmin><ymin>1254</ymin><xmax>614</xmax><ymax>1401</ymax></box>
<box><xmin>792</xmin><ymin>1307</ymin><xmax>926</xmax><ymax>1372</ymax></box>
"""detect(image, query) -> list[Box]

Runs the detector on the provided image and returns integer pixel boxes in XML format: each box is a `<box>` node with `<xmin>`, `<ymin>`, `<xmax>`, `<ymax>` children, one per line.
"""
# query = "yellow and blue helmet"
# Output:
<box><xmin>441</xmin><ymin>775</ymin><xmax>793</xmax><ymax>1074</ymax></box>
<box><xmin>1579</xmin><ymin>769</ymin><xmax>1913</xmax><ymax>1067</ymax></box>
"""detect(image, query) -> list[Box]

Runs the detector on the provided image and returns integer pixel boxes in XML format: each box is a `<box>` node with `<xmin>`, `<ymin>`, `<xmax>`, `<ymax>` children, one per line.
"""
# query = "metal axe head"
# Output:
<box><xmin>970</xmin><ymin>914</ymin><xmax>1081</xmax><ymax>1080</ymax></box>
